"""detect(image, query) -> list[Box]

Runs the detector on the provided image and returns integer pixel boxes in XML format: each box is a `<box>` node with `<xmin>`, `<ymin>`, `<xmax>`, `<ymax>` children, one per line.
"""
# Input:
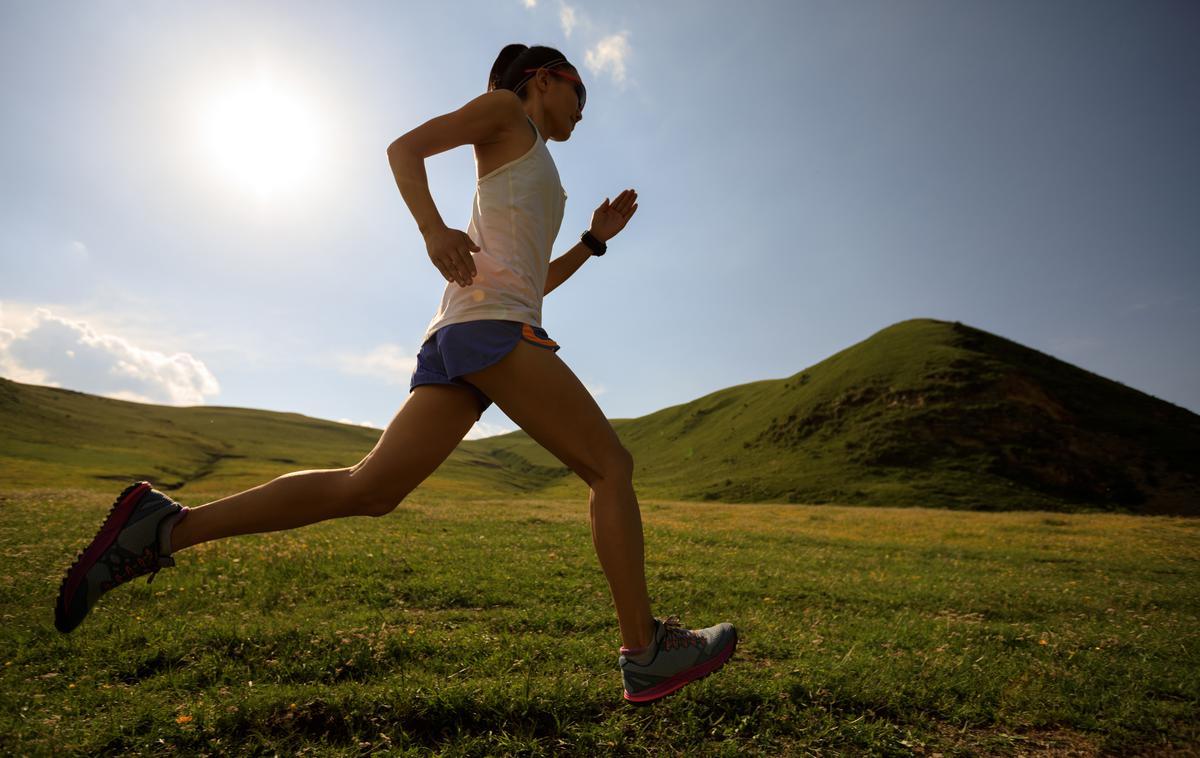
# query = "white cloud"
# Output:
<box><xmin>521</xmin><ymin>1</ymin><xmax>633</xmax><ymax>87</ymax></box>
<box><xmin>336</xmin><ymin>343</ymin><xmax>417</xmax><ymax>385</ymax></box>
<box><xmin>584</xmin><ymin>380</ymin><xmax>607</xmax><ymax>397</ymax></box>
<box><xmin>465</xmin><ymin>419</ymin><xmax>516</xmax><ymax>440</ymax></box>
<box><xmin>585</xmin><ymin>32</ymin><xmax>632</xmax><ymax>86</ymax></box>
<box><xmin>0</xmin><ymin>330</ymin><xmax>52</xmax><ymax>386</ymax></box>
<box><xmin>337</xmin><ymin>417</ymin><xmax>381</xmax><ymax>430</ymax></box>
<box><xmin>0</xmin><ymin>303</ymin><xmax>219</xmax><ymax>405</ymax></box>
<box><xmin>559</xmin><ymin>2</ymin><xmax>578</xmax><ymax>38</ymax></box>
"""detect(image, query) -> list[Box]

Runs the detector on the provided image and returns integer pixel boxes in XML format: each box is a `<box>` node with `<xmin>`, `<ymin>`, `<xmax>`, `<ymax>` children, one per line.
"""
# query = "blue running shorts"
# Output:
<box><xmin>409</xmin><ymin>320</ymin><xmax>561</xmax><ymax>418</ymax></box>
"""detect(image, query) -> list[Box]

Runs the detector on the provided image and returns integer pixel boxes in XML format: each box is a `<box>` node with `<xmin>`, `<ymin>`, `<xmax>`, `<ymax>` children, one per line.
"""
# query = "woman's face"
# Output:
<box><xmin>540</xmin><ymin>67</ymin><xmax>584</xmax><ymax>141</ymax></box>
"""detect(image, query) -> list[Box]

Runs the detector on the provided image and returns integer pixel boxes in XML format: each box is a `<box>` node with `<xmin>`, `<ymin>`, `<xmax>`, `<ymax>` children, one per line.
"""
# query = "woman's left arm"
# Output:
<box><xmin>545</xmin><ymin>189</ymin><xmax>639</xmax><ymax>296</ymax></box>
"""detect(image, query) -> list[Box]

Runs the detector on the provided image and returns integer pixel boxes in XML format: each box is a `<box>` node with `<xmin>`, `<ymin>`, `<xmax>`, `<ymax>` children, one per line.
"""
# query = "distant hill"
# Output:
<box><xmin>2</xmin><ymin>318</ymin><xmax>1196</xmax><ymax>514</ymax></box>
<box><xmin>462</xmin><ymin>318</ymin><xmax>1199</xmax><ymax>515</ymax></box>
<box><xmin>0</xmin><ymin>379</ymin><xmax>371</xmax><ymax>494</ymax></box>
<box><xmin>0</xmin><ymin>377</ymin><xmax>544</xmax><ymax>500</ymax></box>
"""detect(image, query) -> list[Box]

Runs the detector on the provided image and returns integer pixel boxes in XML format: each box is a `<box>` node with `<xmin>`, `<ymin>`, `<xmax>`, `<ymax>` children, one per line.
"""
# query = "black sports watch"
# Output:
<box><xmin>581</xmin><ymin>229</ymin><xmax>607</xmax><ymax>256</ymax></box>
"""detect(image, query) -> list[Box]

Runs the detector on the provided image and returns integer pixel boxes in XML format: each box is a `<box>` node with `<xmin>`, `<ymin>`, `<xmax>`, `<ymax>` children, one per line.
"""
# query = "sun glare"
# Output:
<box><xmin>196</xmin><ymin>69</ymin><xmax>325</xmax><ymax>201</ymax></box>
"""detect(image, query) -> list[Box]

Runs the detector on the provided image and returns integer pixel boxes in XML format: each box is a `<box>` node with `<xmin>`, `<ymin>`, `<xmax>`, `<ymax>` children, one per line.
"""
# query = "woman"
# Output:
<box><xmin>55</xmin><ymin>44</ymin><xmax>736</xmax><ymax>705</ymax></box>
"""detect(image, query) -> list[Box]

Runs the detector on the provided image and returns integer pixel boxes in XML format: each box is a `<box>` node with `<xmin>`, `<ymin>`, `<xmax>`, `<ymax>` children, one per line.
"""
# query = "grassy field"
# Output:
<box><xmin>2</xmin><ymin>487</ymin><xmax>1197</xmax><ymax>756</ymax></box>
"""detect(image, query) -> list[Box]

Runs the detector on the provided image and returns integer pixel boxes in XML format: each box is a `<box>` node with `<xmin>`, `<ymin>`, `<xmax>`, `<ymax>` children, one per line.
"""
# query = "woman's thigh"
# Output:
<box><xmin>347</xmin><ymin>383</ymin><xmax>481</xmax><ymax>511</ymax></box>
<box><xmin>461</xmin><ymin>339</ymin><xmax>631</xmax><ymax>486</ymax></box>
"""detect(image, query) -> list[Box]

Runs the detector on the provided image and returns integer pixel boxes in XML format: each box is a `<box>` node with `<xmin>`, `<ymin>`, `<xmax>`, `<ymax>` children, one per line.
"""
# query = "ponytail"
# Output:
<box><xmin>487</xmin><ymin>43</ymin><xmax>574</xmax><ymax>99</ymax></box>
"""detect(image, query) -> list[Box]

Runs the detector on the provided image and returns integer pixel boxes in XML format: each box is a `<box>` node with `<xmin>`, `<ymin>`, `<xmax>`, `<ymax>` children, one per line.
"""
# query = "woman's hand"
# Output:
<box><xmin>423</xmin><ymin>225</ymin><xmax>479</xmax><ymax>287</ymax></box>
<box><xmin>589</xmin><ymin>188</ymin><xmax>639</xmax><ymax>243</ymax></box>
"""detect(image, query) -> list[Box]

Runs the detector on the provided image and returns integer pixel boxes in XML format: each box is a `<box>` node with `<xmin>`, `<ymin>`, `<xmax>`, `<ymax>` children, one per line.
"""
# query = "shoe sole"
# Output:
<box><xmin>623</xmin><ymin>628</ymin><xmax>738</xmax><ymax>705</ymax></box>
<box><xmin>55</xmin><ymin>481</ymin><xmax>151</xmax><ymax>633</ymax></box>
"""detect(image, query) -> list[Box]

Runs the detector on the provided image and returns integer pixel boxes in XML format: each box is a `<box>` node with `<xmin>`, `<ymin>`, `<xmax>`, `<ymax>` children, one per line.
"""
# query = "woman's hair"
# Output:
<box><xmin>488</xmin><ymin>44</ymin><xmax>575</xmax><ymax>99</ymax></box>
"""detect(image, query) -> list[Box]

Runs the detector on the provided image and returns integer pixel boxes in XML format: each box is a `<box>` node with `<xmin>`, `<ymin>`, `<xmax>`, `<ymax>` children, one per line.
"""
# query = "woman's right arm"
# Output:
<box><xmin>385</xmin><ymin>147</ymin><xmax>445</xmax><ymax>236</ymax></box>
<box><xmin>387</xmin><ymin>89</ymin><xmax>523</xmax><ymax>287</ymax></box>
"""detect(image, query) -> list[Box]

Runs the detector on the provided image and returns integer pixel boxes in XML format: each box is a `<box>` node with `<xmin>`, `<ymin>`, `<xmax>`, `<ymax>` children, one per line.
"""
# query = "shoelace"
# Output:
<box><xmin>660</xmin><ymin>614</ymin><xmax>706</xmax><ymax>652</ymax></box>
<box><xmin>99</xmin><ymin>545</ymin><xmax>167</xmax><ymax>592</ymax></box>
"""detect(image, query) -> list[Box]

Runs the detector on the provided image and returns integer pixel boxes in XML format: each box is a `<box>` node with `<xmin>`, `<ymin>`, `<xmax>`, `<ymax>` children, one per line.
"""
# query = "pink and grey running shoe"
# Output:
<box><xmin>55</xmin><ymin>481</ymin><xmax>189</xmax><ymax>634</ymax></box>
<box><xmin>619</xmin><ymin>614</ymin><xmax>738</xmax><ymax>704</ymax></box>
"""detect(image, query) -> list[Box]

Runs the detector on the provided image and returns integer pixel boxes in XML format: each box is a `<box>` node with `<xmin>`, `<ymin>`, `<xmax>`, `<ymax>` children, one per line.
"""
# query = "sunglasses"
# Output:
<box><xmin>523</xmin><ymin>66</ymin><xmax>586</xmax><ymax>111</ymax></box>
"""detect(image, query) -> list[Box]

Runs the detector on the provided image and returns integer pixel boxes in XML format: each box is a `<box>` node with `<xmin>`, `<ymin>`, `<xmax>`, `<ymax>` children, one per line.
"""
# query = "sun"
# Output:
<box><xmin>196</xmin><ymin>69</ymin><xmax>325</xmax><ymax>201</ymax></box>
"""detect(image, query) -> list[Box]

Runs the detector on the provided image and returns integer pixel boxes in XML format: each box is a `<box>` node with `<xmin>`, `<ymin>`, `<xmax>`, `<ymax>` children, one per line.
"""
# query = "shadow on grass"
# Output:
<box><xmin>88</xmin><ymin>681</ymin><xmax>796</xmax><ymax>754</ymax></box>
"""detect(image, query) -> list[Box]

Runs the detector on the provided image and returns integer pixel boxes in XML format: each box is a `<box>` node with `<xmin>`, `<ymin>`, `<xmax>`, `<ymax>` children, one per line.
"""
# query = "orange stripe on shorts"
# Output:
<box><xmin>522</xmin><ymin>323</ymin><xmax>559</xmax><ymax>348</ymax></box>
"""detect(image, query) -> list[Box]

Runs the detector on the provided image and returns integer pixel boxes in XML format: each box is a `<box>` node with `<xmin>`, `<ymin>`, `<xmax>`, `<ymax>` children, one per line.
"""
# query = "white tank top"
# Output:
<box><xmin>420</xmin><ymin>112</ymin><xmax>567</xmax><ymax>344</ymax></box>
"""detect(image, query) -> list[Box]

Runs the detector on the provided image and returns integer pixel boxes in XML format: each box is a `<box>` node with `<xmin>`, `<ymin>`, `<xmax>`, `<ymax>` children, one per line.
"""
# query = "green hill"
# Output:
<box><xmin>455</xmin><ymin>318</ymin><xmax>1199</xmax><ymax>514</ymax></box>
<box><xmin>3</xmin><ymin>318</ymin><xmax>1196</xmax><ymax>514</ymax></box>
<box><xmin>0</xmin><ymin>377</ymin><xmax>544</xmax><ymax>501</ymax></box>
<box><xmin>0</xmin><ymin>380</ymin><xmax>367</xmax><ymax>493</ymax></box>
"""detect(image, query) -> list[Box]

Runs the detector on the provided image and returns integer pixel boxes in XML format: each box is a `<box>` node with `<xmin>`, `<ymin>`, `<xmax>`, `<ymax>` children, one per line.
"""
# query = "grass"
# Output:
<box><xmin>3</xmin><ymin>487</ymin><xmax>1197</xmax><ymax>756</ymax></box>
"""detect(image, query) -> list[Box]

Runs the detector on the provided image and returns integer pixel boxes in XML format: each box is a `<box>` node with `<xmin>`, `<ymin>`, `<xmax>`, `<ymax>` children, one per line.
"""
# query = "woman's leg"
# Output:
<box><xmin>168</xmin><ymin>384</ymin><xmax>482</xmax><ymax>552</ymax></box>
<box><xmin>461</xmin><ymin>341</ymin><xmax>656</xmax><ymax>650</ymax></box>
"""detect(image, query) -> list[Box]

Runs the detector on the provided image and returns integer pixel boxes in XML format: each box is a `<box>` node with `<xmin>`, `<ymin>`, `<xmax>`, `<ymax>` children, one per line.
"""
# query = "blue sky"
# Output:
<box><xmin>2</xmin><ymin>0</ymin><xmax>1197</xmax><ymax>440</ymax></box>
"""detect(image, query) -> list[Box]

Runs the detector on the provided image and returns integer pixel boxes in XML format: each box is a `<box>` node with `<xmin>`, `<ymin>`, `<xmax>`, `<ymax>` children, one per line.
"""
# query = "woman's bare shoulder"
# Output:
<box><xmin>390</xmin><ymin>89</ymin><xmax>524</xmax><ymax>157</ymax></box>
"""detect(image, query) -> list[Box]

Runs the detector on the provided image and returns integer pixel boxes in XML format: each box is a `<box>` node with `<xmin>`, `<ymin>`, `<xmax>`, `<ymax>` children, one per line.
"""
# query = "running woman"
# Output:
<box><xmin>55</xmin><ymin>43</ymin><xmax>737</xmax><ymax>704</ymax></box>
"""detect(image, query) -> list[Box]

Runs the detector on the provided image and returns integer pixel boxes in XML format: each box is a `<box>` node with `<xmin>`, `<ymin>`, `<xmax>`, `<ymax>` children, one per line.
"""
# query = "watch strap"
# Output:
<box><xmin>581</xmin><ymin>230</ymin><xmax>607</xmax><ymax>256</ymax></box>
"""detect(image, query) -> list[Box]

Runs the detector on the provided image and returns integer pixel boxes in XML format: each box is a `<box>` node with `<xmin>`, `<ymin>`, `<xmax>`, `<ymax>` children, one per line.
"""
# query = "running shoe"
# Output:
<box><xmin>55</xmin><ymin>481</ymin><xmax>189</xmax><ymax>634</ymax></box>
<box><xmin>619</xmin><ymin>614</ymin><xmax>738</xmax><ymax>704</ymax></box>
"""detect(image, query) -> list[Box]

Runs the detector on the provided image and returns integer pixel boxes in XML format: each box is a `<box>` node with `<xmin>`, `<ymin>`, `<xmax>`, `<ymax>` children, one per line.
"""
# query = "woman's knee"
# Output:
<box><xmin>344</xmin><ymin>464</ymin><xmax>409</xmax><ymax>517</ymax></box>
<box><xmin>589</xmin><ymin>445</ymin><xmax>635</xmax><ymax>487</ymax></box>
